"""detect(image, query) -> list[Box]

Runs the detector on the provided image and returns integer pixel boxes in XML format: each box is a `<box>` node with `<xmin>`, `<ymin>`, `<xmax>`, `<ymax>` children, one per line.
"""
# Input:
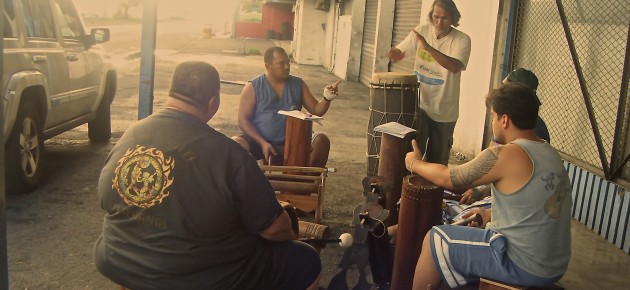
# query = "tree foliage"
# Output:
<box><xmin>114</xmin><ymin>0</ymin><xmax>142</xmax><ymax>19</ymax></box>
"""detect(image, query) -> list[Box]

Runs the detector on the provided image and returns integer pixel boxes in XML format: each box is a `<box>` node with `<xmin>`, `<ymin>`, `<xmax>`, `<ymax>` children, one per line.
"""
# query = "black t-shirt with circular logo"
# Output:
<box><xmin>94</xmin><ymin>108</ymin><xmax>283</xmax><ymax>289</ymax></box>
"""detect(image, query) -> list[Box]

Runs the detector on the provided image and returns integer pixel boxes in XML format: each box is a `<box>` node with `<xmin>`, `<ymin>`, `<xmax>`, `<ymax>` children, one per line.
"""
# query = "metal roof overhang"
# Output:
<box><xmin>263</xmin><ymin>0</ymin><xmax>296</xmax><ymax>4</ymax></box>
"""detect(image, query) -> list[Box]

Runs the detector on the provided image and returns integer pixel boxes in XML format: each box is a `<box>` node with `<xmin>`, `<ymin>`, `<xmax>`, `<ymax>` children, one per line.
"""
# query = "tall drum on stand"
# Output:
<box><xmin>367</xmin><ymin>72</ymin><xmax>418</xmax><ymax>176</ymax></box>
<box><xmin>391</xmin><ymin>175</ymin><xmax>443</xmax><ymax>290</ymax></box>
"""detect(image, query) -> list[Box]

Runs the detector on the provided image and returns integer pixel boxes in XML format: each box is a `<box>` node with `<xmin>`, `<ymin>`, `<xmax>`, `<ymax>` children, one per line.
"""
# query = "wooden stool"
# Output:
<box><xmin>479</xmin><ymin>278</ymin><xmax>564</xmax><ymax>290</ymax></box>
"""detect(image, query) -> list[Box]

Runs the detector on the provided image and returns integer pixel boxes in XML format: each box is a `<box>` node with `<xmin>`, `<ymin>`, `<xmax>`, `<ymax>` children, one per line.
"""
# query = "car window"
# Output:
<box><xmin>4</xmin><ymin>0</ymin><xmax>17</xmax><ymax>38</ymax></box>
<box><xmin>21</xmin><ymin>0</ymin><xmax>56</xmax><ymax>39</ymax></box>
<box><xmin>53</xmin><ymin>0</ymin><xmax>82</xmax><ymax>39</ymax></box>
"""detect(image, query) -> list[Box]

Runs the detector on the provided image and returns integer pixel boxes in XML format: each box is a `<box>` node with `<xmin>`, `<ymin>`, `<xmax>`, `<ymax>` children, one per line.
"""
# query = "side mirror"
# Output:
<box><xmin>90</xmin><ymin>28</ymin><xmax>110</xmax><ymax>44</ymax></box>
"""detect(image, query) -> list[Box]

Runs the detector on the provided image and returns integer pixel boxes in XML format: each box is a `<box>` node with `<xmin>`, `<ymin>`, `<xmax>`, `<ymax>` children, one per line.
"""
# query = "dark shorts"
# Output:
<box><xmin>236</xmin><ymin>133</ymin><xmax>285</xmax><ymax>162</ymax></box>
<box><xmin>415</xmin><ymin>108</ymin><xmax>456</xmax><ymax>166</ymax></box>
<box><xmin>257</xmin><ymin>240</ymin><xmax>321</xmax><ymax>289</ymax></box>
<box><xmin>95</xmin><ymin>238</ymin><xmax>320</xmax><ymax>290</ymax></box>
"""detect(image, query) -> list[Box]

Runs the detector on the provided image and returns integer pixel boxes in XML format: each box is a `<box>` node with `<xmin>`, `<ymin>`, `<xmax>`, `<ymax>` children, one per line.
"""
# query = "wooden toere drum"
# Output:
<box><xmin>284</xmin><ymin>116</ymin><xmax>313</xmax><ymax>167</ymax></box>
<box><xmin>367</xmin><ymin>72</ymin><xmax>418</xmax><ymax>176</ymax></box>
<box><xmin>391</xmin><ymin>175</ymin><xmax>443</xmax><ymax>290</ymax></box>
<box><xmin>377</xmin><ymin>132</ymin><xmax>412</xmax><ymax>226</ymax></box>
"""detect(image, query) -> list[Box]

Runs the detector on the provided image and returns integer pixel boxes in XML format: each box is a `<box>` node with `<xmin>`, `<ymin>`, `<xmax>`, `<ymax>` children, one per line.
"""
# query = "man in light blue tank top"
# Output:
<box><xmin>404</xmin><ymin>83</ymin><xmax>572</xmax><ymax>289</ymax></box>
<box><xmin>459</xmin><ymin>67</ymin><xmax>550</xmax><ymax>205</ymax></box>
<box><xmin>232</xmin><ymin>47</ymin><xmax>341</xmax><ymax>167</ymax></box>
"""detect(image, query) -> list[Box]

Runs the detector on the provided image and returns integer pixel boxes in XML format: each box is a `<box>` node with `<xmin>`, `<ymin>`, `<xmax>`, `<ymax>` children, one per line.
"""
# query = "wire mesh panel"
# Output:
<box><xmin>512</xmin><ymin>0</ymin><xmax>629</xmax><ymax>182</ymax></box>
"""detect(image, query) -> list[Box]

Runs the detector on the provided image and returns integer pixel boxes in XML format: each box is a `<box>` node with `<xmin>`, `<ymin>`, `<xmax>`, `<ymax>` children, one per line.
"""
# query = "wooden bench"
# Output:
<box><xmin>479</xmin><ymin>278</ymin><xmax>564</xmax><ymax>290</ymax></box>
<box><xmin>260</xmin><ymin>165</ymin><xmax>328</xmax><ymax>222</ymax></box>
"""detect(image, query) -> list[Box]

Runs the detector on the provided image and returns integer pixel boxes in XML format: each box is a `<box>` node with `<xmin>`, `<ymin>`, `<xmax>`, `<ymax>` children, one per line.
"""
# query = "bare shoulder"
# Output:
<box><xmin>241</xmin><ymin>82</ymin><xmax>255</xmax><ymax>97</ymax></box>
<box><xmin>301</xmin><ymin>79</ymin><xmax>312</xmax><ymax>92</ymax></box>
<box><xmin>496</xmin><ymin>143</ymin><xmax>529</xmax><ymax>161</ymax></box>
<box><xmin>496</xmin><ymin>143</ymin><xmax>533</xmax><ymax>175</ymax></box>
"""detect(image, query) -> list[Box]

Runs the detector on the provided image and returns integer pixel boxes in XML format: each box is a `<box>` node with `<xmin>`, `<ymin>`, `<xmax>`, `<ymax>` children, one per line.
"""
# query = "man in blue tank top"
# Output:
<box><xmin>405</xmin><ymin>83</ymin><xmax>572</xmax><ymax>289</ymax></box>
<box><xmin>232</xmin><ymin>47</ymin><xmax>340</xmax><ymax>167</ymax></box>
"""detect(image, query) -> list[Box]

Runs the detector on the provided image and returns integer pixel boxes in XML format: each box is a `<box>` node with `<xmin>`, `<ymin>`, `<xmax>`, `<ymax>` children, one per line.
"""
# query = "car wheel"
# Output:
<box><xmin>6</xmin><ymin>101</ymin><xmax>44</xmax><ymax>193</ymax></box>
<box><xmin>88</xmin><ymin>74</ymin><xmax>115</xmax><ymax>142</ymax></box>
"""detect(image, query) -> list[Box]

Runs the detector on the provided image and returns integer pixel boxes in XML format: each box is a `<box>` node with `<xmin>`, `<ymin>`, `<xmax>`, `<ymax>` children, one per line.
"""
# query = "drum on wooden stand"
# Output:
<box><xmin>377</xmin><ymin>132</ymin><xmax>414</xmax><ymax>226</ymax></box>
<box><xmin>391</xmin><ymin>175</ymin><xmax>443</xmax><ymax>290</ymax></box>
<box><xmin>283</xmin><ymin>116</ymin><xmax>312</xmax><ymax>167</ymax></box>
<box><xmin>367</xmin><ymin>72</ymin><xmax>418</xmax><ymax>176</ymax></box>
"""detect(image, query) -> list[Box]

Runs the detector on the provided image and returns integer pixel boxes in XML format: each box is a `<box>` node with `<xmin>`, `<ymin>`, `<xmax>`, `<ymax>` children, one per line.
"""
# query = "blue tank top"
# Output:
<box><xmin>250</xmin><ymin>74</ymin><xmax>303</xmax><ymax>145</ymax></box>
<box><xmin>487</xmin><ymin>139</ymin><xmax>572</xmax><ymax>278</ymax></box>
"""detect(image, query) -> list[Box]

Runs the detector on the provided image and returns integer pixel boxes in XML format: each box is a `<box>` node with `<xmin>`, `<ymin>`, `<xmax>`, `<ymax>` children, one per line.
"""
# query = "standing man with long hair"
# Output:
<box><xmin>389</xmin><ymin>0</ymin><xmax>472</xmax><ymax>165</ymax></box>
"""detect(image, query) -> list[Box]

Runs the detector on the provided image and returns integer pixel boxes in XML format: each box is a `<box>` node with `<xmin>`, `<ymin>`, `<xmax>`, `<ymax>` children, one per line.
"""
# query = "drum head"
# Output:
<box><xmin>370</xmin><ymin>72</ymin><xmax>418</xmax><ymax>86</ymax></box>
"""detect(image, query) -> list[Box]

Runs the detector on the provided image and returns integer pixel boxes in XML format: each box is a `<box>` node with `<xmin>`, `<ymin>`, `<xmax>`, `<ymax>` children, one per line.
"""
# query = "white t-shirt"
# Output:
<box><xmin>396</xmin><ymin>24</ymin><xmax>471</xmax><ymax>122</ymax></box>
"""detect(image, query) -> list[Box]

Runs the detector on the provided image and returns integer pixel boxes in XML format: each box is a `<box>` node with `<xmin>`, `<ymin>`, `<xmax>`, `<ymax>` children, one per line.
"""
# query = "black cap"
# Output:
<box><xmin>507</xmin><ymin>68</ymin><xmax>538</xmax><ymax>92</ymax></box>
<box><xmin>506</xmin><ymin>68</ymin><xmax>541</xmax><ymax>105</ymax></box>
<box><xmin>169</xmin><ymin>61</ymin><xmax>220</xmax><ymax>107</ymax></box>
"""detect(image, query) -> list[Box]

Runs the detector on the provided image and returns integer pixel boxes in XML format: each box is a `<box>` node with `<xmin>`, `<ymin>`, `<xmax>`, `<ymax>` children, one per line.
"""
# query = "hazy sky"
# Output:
<box><xmin>73</xmin><ymin>0</ymin><xmax>240</xmax><ymax>26</ymax></box>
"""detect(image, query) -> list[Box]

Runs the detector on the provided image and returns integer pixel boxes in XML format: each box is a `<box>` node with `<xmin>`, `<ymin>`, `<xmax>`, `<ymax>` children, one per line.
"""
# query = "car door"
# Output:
<box><xmin>20</xmin><ymin>0</ymin><xmax>70</xmax><ymax>128</ymax></box>
<box><xmin>53</xmin><ymin>0</ymin><xmax>102</xmax><ymax>117</ymax></box>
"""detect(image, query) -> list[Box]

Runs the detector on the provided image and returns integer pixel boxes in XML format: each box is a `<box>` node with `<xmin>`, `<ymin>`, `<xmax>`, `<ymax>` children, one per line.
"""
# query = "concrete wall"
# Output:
<box><xmin>453</xmin><ymin>0</ymin><xmax>501</xmax><ymax>158</ymax></box>
<box><xmin>345</xmin><ymin>0</ymin><xmax>367</xmax><ymax>82</ymax></box>
<box><xmin>372</xmin><ymin>0</ymin><xmax>395</xmax><ymax>74</ymax></box>
<box><xmin>293</xmin><ymin>0</ymin><xmax>328</xmax><ymax>65</ymax></box>
<box><xmin>323</xmin><ymin>1</ymin><xmax>337</xmax><ymax>71</ymax></box>
<box><xmin>333</xmin><ymin>15</ymin><xmax>353</xmax><ymax>79</ymax></box>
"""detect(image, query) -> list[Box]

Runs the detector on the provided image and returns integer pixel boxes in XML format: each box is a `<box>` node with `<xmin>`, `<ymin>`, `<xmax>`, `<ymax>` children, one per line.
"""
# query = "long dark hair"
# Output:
<box><xmin>428</xmin><ymin>0</ymin><xmax>461</xmax><ymax>27</ymax></box>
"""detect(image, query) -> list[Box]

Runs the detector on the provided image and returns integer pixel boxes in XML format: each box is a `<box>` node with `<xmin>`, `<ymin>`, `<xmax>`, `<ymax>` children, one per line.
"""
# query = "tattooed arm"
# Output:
<box><xmin>450</xmin><ymin>146</ymin><xmax>504</xmax><ymax>189</ymax></box>
<box><xmin>406</xmin><ymin>140</ymin><xmax>507</xmax><ymax>189</ymax></box>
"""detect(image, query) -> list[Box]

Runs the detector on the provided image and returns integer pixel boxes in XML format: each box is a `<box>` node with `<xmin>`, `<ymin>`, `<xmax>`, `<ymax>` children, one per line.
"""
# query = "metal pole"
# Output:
<box><xmin>138</xmin><ymin>0</ymin><xmax>158</xmax><ymax>120</ymax></box>
<box><xmin>609</xmin><ymin>21</ymin><xmax>630</xmax><ymax>180</ymax></box>
<box><xmin>483</xmin><ymin>0</ymin><xmax>518</xmax><ymax>149</ymax></box>
<box><xmin>556</xmin><ymin>0</ymin><xmax>611</xmax><ymax>179</ymax></box>
<box><xmin>0</xmin><ymin>0</ymin><xmax>9</xmax><ymax>289</ymax></box>
<box><xmin>610</xmin><ymin>153</ymin><xmax>630</xmax><ymax>181</ymax></box>
<box><xmin>0</xmin><ymin>0</ymin><xmax>8</xmax><ymax>286</ymax></box>
<box><xmin>502</xmin><ymin>0</ymin><xmax>518</xmax><ymax>79</ymax></box>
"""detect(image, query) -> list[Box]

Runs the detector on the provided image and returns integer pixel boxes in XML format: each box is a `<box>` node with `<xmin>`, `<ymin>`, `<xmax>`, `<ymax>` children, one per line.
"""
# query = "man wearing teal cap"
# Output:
<box><xmin>503</xmin><ymin>68</ymin><xmax>550</xmax><ymax>143</ymax></box>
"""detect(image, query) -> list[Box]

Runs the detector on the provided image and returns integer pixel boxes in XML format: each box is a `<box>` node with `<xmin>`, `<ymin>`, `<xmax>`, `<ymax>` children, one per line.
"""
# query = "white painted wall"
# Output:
<box><xmin>333</xmin><ymin>15</ymin><xmax>353</xmax><ymax>79</ymax></box>
<box><xmin>419</xmin><ymin>0</ymin><xmax>500</xmax><ymax>158</ymax></box>
<box><xmin>293</xmin><ymin>0</ymin><xmax>328</xmax><ymax>65</ymax></box>
<box><xmin>323</xmin><ymin>1</ymin><xmax>337</xmax><ymax>71</ymax></box>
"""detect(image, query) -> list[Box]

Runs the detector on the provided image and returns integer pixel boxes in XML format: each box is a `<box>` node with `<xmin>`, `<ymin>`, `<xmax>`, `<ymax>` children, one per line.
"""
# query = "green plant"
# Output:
<box><xmin>266</xmin><ymin>29</ymin><xmax>276</xmax><ymax>40</ymax></box>
<box><xmin>247</xmin><ymin>48</ymin><xmax>261</xmax><ymax>55</ymax></box>
<box><xmin>280</xmin><ymin>22</ymin><xmax>292</xmax><ymax>39</ymax></box>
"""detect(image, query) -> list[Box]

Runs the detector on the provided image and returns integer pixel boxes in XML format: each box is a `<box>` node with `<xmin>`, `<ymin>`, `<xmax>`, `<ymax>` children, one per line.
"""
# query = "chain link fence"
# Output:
<box><xmin>512</xmin><ymin>0</ymin><xmax>629</xmax><ymax>184</ymax></box>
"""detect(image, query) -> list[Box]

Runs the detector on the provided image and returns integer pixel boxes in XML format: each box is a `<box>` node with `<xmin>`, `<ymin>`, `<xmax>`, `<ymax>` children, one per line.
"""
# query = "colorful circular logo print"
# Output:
<box><xmin>113</xmin><ymin>145</ymin><xmax>175</xmax><ymax>208</ymax></box>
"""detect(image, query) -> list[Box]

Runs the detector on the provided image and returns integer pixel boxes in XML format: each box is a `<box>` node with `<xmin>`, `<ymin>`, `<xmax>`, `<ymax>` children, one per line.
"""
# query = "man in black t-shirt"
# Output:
<box><xmin>93</xmin><ymin>61</ymin><xmax>321</xmax><ymax>290</ymax></box>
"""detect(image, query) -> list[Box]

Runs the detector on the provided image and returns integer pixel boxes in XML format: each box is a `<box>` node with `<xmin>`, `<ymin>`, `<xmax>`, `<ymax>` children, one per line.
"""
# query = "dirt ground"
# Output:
<box><xmin>6</xmin><ymin>21</ymin><xmax>385</xmax><ymax>289</ymax></box>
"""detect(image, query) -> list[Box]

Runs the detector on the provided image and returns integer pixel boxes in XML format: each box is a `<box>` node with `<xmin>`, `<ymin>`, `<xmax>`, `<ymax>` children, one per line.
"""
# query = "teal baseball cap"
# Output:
<box><xmin>506</xmin><ymin>68</ymin><xmax>538</xmax><ymax>92</ymax></box>
<box><xmin>506</xmin><ymin>68</ymin><xmax>541</xmax><ymax>105</ymax></box>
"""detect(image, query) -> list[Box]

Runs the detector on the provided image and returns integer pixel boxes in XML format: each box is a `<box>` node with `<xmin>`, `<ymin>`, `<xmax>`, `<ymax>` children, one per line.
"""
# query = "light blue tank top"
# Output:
<box><xmin>250</xmin><ymin>74</ymin><xmax>303</xmax><ymax>145</ymax></box>
<box><xmin>486</xmin><ymin>139</ymin><xmax>572</xmax><ymax>278</ymax></box>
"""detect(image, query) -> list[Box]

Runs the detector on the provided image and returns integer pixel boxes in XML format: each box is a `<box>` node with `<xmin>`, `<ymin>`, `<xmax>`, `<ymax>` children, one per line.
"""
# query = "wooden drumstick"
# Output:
<box><xmin>300</xmin><ymin>233</ymin><xmax>353</xmax><ymax>248</ymax></box>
